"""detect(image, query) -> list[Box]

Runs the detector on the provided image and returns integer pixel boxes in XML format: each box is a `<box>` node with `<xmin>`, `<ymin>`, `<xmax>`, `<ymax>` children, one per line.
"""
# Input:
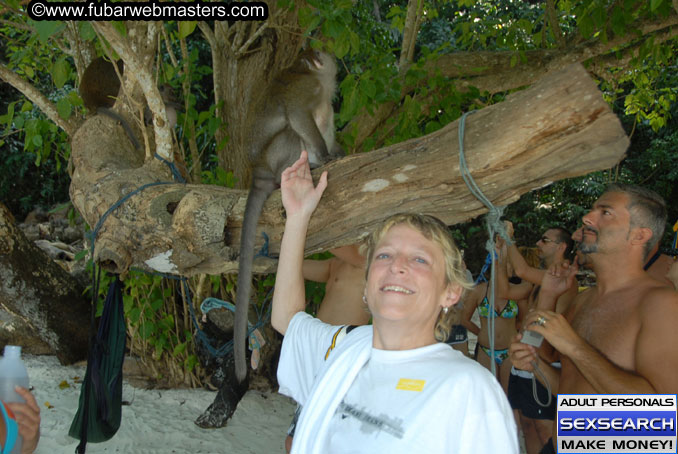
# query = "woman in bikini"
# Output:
<box><xmin>461</xmin><ymin>246</ymin><xmax>534</xmax><ymax>393</ymax></box>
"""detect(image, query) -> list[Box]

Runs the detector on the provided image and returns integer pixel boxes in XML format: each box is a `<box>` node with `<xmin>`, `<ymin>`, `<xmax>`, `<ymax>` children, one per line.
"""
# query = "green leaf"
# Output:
<box><xmin>0</xmin><ymin>103</ymin><xmax>14</xmax><ymax>127</ymax></box>
<box><xmin>151</xmin><ymin>298</ymin><xmax>163</xmax><ymax>311</ymax></box>
<box><xmin>184</xmin><ymin>354</ymin><xmax>199</xmax><ymax>372</ymax></box>
<box><xmin>173</xmin><ymin>343</ymin><xmax>187</xmax><ymax>356</ymax></box>
<box><xmin>32</xmin><ymin>134</ymin><xmax>43</xmax><ymax>147</ymax></box>
<box><xmin>78</xmin><ymin>22</ymin><xmax>96</xmax><ymax>41</ymax></box>
<box><xmin>68</xmin><ymin>90</ymin><xmax>83</xmax><ymax>107</ymax></box>
<box><xmin>322</xmin><ymin>18</ymin><xmax>343</xmax><ymax>38</ymax></box>
<box><xmin>52</xmin><ymin>58</ymin><xmax>70</xmax><ymax>88</ymax></box>
<box><xmin>361</xmin><ymin>79</ymin><xmax>376</xmax><ymax>99</ymax></box>
<box><xmin>178</xmin><ymin>21</ymin><xmax>197</xmax><ymax>39</ymax></box>
<box><xmin>650</xmin><ymin>0</ymin><xmax>663</xmax><ymax>11</ymax></box>
<box><xmin>129</xmin><ymin>307</ymin><xmax>142</xmax><ymax>324</ymax></box>
<box><xmin>112</xmin><ymin>21</ymin><xmax>127</xmax><ymax>37</ymax></box>
<box><xmin>611</xmin><ymin>7</ymin><xmax>626</xmax><ymax>37</ymax></box>
<box><xmin>140</xmin><ymin>322</ymin><xmax>155</xmax><ymax>339</ymax></box>
<box><xmin>32</xmin><ymin>21</ymin><xmax>64</xmax><ymax>43</ymax></box>
<box><xmin>578</xmin><ymin>14</ymin><xmax>594</xmax><ymax>39</ymax></box>
<box><xmin>56</xmin><ymin>98</ymin><xmax>72</xmax><ymax>119</ymax></box>
<box><xmin>298</xmin><ymin>7</ymin><xmax>314</xmax><ymax>29</ymax></box>
<box><xmin>334</xmin><ymin>37</ymin><xmax>350</xmax><ymax>59</ymax></box>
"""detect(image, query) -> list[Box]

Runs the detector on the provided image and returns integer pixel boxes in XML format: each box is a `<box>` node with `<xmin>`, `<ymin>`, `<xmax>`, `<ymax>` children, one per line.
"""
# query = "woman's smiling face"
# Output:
<box><xmin>365</xmin><ymin>224</ymin><xmax>457</xmax><ymax>334</ymax></box>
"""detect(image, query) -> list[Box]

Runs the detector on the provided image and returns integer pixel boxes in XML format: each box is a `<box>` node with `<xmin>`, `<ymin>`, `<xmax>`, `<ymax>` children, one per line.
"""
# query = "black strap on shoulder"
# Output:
<box><xmin>644</xmin><ymin>249</ymin><xmax>662</xmax><ymax>271</ymax></box>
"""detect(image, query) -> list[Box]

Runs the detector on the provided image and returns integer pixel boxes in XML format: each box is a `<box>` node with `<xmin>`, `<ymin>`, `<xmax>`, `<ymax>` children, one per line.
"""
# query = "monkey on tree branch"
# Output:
<box><xmin>235</xmin><ymin>48</ymin><xmax>343</xmax><ymax>383</ymax></box>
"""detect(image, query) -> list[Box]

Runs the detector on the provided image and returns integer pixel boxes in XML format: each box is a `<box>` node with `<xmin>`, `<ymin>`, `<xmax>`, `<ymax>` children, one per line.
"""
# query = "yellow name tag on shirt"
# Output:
<box><xmin>396</xmin><ymin>378</ymin><xmax>426</xmax><ymax>392</ymax></box>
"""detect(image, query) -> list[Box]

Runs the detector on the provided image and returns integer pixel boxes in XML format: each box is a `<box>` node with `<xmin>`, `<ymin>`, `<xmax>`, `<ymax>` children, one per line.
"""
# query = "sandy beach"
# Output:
<box><xmin>23</xmin><ymin>354</ymin><xmax>296</xmax><ymax>454</ymax></box>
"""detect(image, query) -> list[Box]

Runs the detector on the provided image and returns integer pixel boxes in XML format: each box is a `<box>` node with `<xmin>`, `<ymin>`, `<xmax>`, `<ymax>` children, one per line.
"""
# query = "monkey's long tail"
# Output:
<box><xmin>97</xmin><ymin>107</ymin><xmax>141</xmax><ymax>150</ymax></box>
<box><xmin>234</xmin><ymin>181</ymin><xmax>275</xmax><ymax>383</ymax></box>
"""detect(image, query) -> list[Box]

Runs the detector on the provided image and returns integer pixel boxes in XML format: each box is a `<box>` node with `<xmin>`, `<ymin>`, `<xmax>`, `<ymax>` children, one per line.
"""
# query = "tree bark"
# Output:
<box><xmin>69</xmin><ymin>63</ymin><xmax>628</xmax><ymax>278</ymax></box>
<box><xmin>0</xmin><ymin>203</ymin><xmax>90</xmax><ymax>365</ymax></box>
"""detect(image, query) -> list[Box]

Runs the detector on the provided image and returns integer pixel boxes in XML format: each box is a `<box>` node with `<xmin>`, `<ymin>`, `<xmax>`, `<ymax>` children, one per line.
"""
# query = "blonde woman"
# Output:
<box><xmin>272</xmin><ymin>152</ymin><xmax>517</xmax><ymax>453</ymax></box>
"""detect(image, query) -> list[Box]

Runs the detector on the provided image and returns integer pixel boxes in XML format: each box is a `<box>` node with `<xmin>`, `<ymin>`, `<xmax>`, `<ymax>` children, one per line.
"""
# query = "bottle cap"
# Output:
<box><xmin>3</xmin><ymin>345</ymin><xmax>21</xmax><ymax>358</ymax></box>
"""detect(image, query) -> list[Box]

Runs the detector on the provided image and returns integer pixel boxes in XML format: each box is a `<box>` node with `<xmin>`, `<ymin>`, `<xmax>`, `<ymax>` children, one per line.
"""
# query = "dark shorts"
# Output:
<box><xmin>508</xmin><ymin>372</ymin><xmax>556</xmax><ymax>420</ymax></box>
<box><xmin>540</xmin><ymin>438</ymin><xmax>555</xmax><ymax>454</ymax></box>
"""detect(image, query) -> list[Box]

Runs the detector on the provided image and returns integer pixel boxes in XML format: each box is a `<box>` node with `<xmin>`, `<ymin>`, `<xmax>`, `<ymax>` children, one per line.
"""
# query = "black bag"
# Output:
<box><xmin>445</xmin><ymin>324</ymin><xmax>468</xmax><ymax>345</ymax></box>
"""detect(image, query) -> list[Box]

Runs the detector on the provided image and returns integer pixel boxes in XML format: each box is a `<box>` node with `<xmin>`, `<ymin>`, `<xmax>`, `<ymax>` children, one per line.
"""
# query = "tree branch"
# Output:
<box><xmin>345</xmin><ymin>12</ymin><xmax>678</xmax><ymax>151</ymax></box>
<box><xmin>400</xmin><ymin>0</ymin><xmax>423</xmax><ymax>67</ymax></box>
<box><xmin>69</xmin><ymin>64</ymin><xmax>628</xmax><ymax>277</ymax></box>
<box><xmin>545</xmin><ymin>0</ymin><xmax>567</xmax><ymax>48</ymax></box>
<box><xmin>94</xmin><ymin>21</ymin><xmax>175</xmax><ymax>161</ymax></box>
<box><xmin>0</xmin><ymin>63</ymin><xmax>79</xmax><ymax>136</ymax></box>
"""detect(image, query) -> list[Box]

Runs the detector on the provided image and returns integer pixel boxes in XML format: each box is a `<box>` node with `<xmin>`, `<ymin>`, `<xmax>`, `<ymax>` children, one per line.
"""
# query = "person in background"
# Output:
<box><xmin>302</xmin><ymin>244</ymin><xmax>369</xmax><ymax>326</ymax></box>
<box><xmin>461</xmin><ymin>245</ymin><xmax>530</xmax><ymax>393</ymax></box>
<box><xmin>500</xmin><ymin>224</ymin><xmax>577</xmax><ymax>454</ymax></box>
<box><xmin>666</xmin><ymin>258</ymin><xmax>678</xmax><ymax>290</ymax></box>
<box><xmin>510</xmin><ymin>183</ymin><xmax>678</xmax><ymax>454</ymax></box>
<box><xmin>0</xmin><ymin>386</ymin><xmax>40</xmax><ymax>454</ymax></box>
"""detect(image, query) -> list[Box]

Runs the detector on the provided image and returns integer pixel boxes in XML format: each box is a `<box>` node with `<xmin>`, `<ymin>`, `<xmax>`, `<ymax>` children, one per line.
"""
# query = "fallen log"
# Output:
<box><xmin>69</xmin><ymin>63</ymin><xmax>628</xmax><ymax>277</ymax></box>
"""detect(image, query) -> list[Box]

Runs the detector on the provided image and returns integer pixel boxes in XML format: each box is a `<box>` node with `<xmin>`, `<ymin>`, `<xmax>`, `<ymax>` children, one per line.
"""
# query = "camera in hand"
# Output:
<box><xmin>520</xmin><ymin>330</ymin><xmax>544</xmax><ymax>347</ymax></box>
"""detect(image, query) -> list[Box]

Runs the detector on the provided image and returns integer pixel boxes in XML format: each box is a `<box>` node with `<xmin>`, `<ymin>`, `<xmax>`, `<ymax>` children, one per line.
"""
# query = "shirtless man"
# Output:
<box><xmin>510</xmin><ymin>183</ymin><xmax>678</xmax><ymax>454</ymax></box>
<box><xmin>302</xmin><ymin>244</ymin><xmax>369</xmax><ymax>326</ymax></box>
<box><xmin>286</xmin><ymin>244</ymin><xmax>367</xmax><ymax>453</ymax></box>
<box><xmin>501</xmin><ymin>225</ymin><xmax>577</xmax><ymax>454</ymax></box>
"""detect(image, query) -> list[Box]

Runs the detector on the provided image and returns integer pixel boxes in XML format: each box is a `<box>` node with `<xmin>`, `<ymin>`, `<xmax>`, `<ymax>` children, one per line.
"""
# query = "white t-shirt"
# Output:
<box><xmin>278</xmin><ymin>312</ymin><xmax>518</xmax><ymax>453</ymax></box>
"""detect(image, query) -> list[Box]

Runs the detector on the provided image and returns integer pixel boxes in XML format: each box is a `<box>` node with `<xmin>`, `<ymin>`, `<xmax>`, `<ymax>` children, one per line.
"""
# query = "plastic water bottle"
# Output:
<box><xmin>0</xmin><ymin>345</ymin><xmax>30</xmax><ymax>454</ymax></box>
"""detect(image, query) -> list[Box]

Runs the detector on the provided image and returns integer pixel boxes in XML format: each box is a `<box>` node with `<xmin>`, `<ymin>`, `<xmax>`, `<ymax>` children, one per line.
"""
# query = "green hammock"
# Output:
<box><xmin>69</xmin><ymin>273</ymin><xmax>126</xmax><ymax>452</ymax></box>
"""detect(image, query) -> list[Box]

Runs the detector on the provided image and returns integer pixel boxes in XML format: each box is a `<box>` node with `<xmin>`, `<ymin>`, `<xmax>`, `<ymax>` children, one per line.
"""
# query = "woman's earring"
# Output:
<box><xmin>362</xmin><ymin>295</ymin><xmax>368</xmax><ymax>305</ymax></box>
<box><xmin>442</xmin><ymin>306</ymin><xmax>449</xmax><ymax>314</ymax></box>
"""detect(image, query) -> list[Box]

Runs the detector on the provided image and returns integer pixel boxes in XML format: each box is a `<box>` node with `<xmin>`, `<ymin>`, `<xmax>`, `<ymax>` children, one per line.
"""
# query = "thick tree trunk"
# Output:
<box><xmin>69</xmin><ymin>63</ymin><xmax>628</xmax><ymax>278</ymax></box>
<box><xmin>0</xmin><ymin>203</ymin><xmax>91</xmax><ymax>364</ymax></box>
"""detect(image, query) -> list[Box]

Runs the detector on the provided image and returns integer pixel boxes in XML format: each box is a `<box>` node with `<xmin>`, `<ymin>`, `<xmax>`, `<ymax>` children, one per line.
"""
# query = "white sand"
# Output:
<box><xmin>23</xmin><ymin>355</ymin><xmax>296</xmax><ymax>454</ymax></box>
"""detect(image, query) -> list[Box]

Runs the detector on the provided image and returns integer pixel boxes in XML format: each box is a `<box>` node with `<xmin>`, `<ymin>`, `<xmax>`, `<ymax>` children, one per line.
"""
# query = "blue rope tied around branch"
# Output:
<box><xmin>458</xmin><ymin>111</ymin><xmax>512</xmax><ymax>376</ymax></box>
<box><xmin>154</xmin><ymin>153</ymin><xmax>186</xmax><ymax>184</ymax></box>
<box><xmin>155</xmin><ymin>274</ymin><xmax>272</xmax><ymax>359</ymax></box>
<box><xmin>254</xmin><ymin>232</ymin><xmax>277</xmax><ymax>259</ymax></box>
<box><xmin>86</xmin><ymin>181</ymin><xmax>176</xmax><ymax>258</ymax></box>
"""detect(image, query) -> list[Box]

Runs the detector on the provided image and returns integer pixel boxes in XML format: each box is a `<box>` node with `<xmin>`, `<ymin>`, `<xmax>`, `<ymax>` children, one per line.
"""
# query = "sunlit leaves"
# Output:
<box><xmin>31</xmin><ymin>20</ymin><xmax>64</xmax><ymax>43</ymax></box>
<box><xmin>178</xmin><ymin>21</ymin><xmax>196</xmax><ymax>39</ymax></box>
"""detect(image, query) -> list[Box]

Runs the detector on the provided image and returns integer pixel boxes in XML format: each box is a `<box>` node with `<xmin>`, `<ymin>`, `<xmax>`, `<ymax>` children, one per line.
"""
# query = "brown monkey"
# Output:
<box><xmin>79</xmin><ymin>56</ymin><xmax>140</xmax><ymax>149</ymax></box>
<box><xmin>233</xmin><ymin>50</ymin><xmax>341</xmax><ymax>382</ymax></box>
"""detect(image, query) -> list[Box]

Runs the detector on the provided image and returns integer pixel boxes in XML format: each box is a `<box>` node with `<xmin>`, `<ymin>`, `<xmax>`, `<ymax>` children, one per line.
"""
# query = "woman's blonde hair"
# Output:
<box><xmin>362</xmin><ymin>213</ymin><xmax>473</xmax><ymax>342</ymax></box>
